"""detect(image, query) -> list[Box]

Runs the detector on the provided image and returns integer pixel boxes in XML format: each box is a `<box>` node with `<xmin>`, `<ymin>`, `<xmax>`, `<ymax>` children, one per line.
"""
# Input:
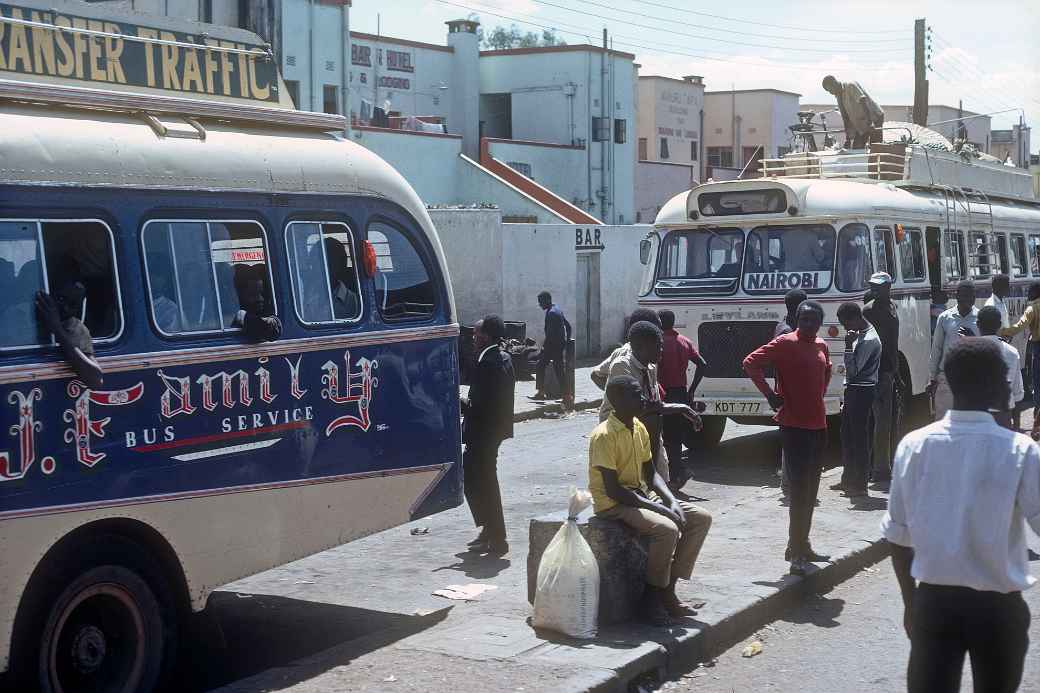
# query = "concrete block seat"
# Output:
<box><xmin>527</xmin><ymin>510</ymin><xmax>649</xmax><ymax>625</ymax></box>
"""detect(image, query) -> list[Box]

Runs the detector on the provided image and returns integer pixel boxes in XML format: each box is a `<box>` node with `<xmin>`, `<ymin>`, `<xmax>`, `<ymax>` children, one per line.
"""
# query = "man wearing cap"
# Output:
<box><xmin>862</xmin><ymin>272</ymin><xmax>899</xmax><ymax>486</ymax></box>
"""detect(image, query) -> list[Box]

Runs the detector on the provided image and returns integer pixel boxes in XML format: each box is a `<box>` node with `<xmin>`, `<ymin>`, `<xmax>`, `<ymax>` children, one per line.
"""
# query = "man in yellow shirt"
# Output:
<box><xmin>588</xmin><ymin>375</ymin><xmax>713</xmax><ymax>625</ymax></box>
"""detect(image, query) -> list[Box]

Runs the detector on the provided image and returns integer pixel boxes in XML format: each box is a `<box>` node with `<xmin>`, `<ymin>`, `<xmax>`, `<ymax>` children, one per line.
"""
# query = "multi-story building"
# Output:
<box><xmin>990</xmin><ymin>123</ymin><xmax>1032</xmax><ymax>168</ymax></box>
<box><xmin>703</xmin><ymin>89</ymin><xmax>801</xmax><ymax>178</ymax></box>
<box><xmin>634</xmin><ymin>75</ymin><xmax>703</xmax><ymax>222</ymax></box>
<box><xmin>91</xmin><ymin>0</ymin><xmax>351</xmax><ymax>115</ymax></box>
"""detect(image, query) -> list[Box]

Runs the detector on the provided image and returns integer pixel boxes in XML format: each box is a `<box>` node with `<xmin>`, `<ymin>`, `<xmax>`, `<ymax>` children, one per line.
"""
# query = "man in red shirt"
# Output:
<box><xmin>657</xmin><ymin>310</ymin><xmax>708</xmax><ymax>497</ymax></box>
<box><xmin>742</xmin><ymin>301</ymin><xmax>833</xmax><ymax>576</ymax></box>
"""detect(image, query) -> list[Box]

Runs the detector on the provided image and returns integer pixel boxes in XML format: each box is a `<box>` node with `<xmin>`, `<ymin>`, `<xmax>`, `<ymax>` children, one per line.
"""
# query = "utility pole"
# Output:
<box><xmin>912</xmin><ymin>18</ymin><xmax>929</xmax><ymax>126</ymax></box>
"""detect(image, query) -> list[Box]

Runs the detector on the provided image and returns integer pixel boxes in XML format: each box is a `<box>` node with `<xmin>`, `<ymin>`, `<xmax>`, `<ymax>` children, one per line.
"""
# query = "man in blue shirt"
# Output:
<box><xmin>531</xmin><ymin>290</ymin><xmax>572</xmax><ymax>401</ymax></box>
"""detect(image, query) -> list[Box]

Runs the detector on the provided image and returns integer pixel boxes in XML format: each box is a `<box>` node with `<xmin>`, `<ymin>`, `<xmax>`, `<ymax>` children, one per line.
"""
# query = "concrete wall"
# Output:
<box><xmin>635</xmin><ymin>161</ymin><xmax>695</xmax><ymax>224</ymax></box>
<box><xmin>637</xmin><ymin>76</ymin><xmax>704</xmax><ymax>179</ymax></box>
<box><xmin>281</xmin><ymin>0</ymin><xmax>348</xmax><ymax>113</ymax></box>
<box><xmin>487</xmin><ymin>140</ymin><xmax>588</xmax><ymax>208</ymax></box>
<box><xmin>351</xmin><ymin>128</ymin><xmax>463</xmax><ymax>204</ymax></box>
<box><xmin>454</xmin><ymin>157</ymin><xmax>567</xmax><ymax>223</ymax></box>
<box><xmin>705</xmin><ymin>90</ymin><xmax>802</xmax><ymax>166</ymax></box>
<box><xmin>427</xmin><ymin>209</ymin><xmax>503</xmax><ymax>326</ymax></box>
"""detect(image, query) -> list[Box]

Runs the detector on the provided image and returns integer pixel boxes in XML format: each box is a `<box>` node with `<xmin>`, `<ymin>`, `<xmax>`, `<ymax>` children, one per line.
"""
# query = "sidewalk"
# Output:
<box><xmin>213</xmin><ymin>463</ymin><xmax>890</xmax><ymax>693</ymax></box>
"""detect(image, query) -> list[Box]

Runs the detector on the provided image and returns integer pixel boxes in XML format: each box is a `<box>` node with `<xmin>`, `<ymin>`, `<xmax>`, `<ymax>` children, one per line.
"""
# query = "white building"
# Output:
<box><xmin>92</xmin><ymin>0</ymin><xmax>350</xmax><ymax>115</ymax></box>
<box><xmin>703</xmin><ymin>89</ymin><xmax>801</xmax><ymax>178</ymax></box>
<box><xmin>635</xmin><ymin>75</ymin><xmax>703</xmax><ymax>223</ymax></box>
<box><xmin>347</xmin><ymin>23</ymin><xmax>637</xmax><ymax>224</ymax></box>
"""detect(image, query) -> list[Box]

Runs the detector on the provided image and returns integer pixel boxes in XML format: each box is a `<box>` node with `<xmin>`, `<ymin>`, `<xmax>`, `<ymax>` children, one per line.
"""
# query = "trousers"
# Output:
<box><xmin>870</xmin><ymin>371</ymin><xmax>896</xmax><ymax>480</ymax></box>
<box><xmin>909</xmin><ymin>583</ymin><xmax>1030</xmax><ymax>693</ymax></box>
<box><xmin>598</xmin><ymin>499</ymin><xmax>712</xmax><ymax>588</ymax></box>
<box><xmin>1032</xmin><ymin>345</ymin><xmax>1040</xmax><ymax>411</ymax></box>
<box><xmin>840</xmin><ymin>385</ymin><xmax>875</xmax><ymax>495</ymax></box>
<box><xmin>463</xmin><ymin>440</ymin><xmax>505</xmax><ymax>542</ymax></box>
<box><xmin>780</xmin><ymin>426</ymin><xmax>826</xmax><ymax>556</ymax></box>
<box><xmin>535</xmin><ymin>345</ymin><xmax>566</xmax><ymax>396</ymax></box>
<box><xmin>662</xmin><ymin>387</ymin><xmax>693</xmax><ymax>484</ymax></box>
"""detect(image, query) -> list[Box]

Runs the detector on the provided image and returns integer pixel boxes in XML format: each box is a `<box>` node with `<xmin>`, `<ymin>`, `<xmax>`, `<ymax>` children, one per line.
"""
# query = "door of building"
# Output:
<box><xmin>576</xmin><ymin>252</ymin><xmax>601</xmax><ymax>359</ymax></box>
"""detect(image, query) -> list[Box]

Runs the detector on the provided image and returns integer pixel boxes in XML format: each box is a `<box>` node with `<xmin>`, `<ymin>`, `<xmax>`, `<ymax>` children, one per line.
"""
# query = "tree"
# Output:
<box><xmin>475</xmin><ymin>22</ymin><xmax>566</xmax><ymax>49</ymax></box>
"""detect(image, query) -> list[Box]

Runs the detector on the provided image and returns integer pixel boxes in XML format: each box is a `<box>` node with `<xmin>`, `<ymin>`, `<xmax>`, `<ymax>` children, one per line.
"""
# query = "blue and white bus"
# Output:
<box><xmin>0</xmin><ymin>4</ymin><xmax>462</xmax><ymax>691</ymax></box>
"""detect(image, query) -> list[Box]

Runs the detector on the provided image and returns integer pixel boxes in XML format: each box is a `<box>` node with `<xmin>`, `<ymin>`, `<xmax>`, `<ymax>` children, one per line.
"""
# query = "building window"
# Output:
<box><xmin>201</xmin><ymin>0</ymin><xmax>212</xmax><ymax>23</ymax></box>
<box><xmin>707</xmin><ymin>147</ymin><xmax>734</xmax><ymax>168</ymax></box>
<box><xmin>323</xmin><ymin>85</ymin><xmax>339</xmax><ymax>114</ymax></box>
<box><xmin>659</xmin><ymin>137</ymin><xmax>669</xmax><ymax>159</ymax></box>
<box><xmin>507</xmin><ymin>162</ymin><xmax>533</xmax><ymax>178</ymax></box>
<box><xmin>614</xmin><ymin>118</ymin><xmax>627</xmax><ymax>144</ymax></box>
<box><xmin>285</xmin><ymin>80</ymin><xmax>300</xmax><ymax>108</ymax></box>
<box><xmin>690</xmin><ymin>140</ymin><xmax>698</xmax><ymax>161</ymax></box>
<box><xmin>638</xmin><ymin>137</ymin><xmax>647</xmax><ymax>160</ymax></box>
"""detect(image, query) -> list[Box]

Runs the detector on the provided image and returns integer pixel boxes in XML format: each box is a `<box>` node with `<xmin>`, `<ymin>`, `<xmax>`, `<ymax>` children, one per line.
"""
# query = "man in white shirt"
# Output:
<box><xmin>882</xmin><ymin>338</ymin><xmax>1040</xmax><ymax>692</ymax></box>
<box><xmin>984</xmin><ymin>273</ymin><xmax>1011</xmax><ymax>329</ymax></box>
<box><xmin>927</xmin><ymin>281</ymin><xmax>979</xmax><ymax>420</ymax></box>
<box><xmin>979</xmin><ymin>305</ymin><xmax>1024</xmax><ymax>429</ymax></box>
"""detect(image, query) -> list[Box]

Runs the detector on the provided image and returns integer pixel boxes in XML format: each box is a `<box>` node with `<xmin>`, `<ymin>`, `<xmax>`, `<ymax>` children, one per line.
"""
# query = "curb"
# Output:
<box><xmin>580</xmin><ymin>537</ymin><xmax>893</xmax><ymax>693</ymax></box>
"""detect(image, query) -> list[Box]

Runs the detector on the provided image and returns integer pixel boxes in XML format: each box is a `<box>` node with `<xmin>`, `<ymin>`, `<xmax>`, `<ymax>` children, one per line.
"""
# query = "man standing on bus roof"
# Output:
<box><xmin>743</xmin><ymin>301</ymin><xmax>833</xmax><ymax>576</ymax></box>
<box><xmin>461</xmin><ymin>315</ymin><xmax>516</xmax><ymax>555</ymax></box>
<box><xmin>657</xmin><ymin>309</ymin><xmax>708</xmax><ymax>492</ymax></box>
<box><xmin>863</xmin><ymin>272</ymin><xmax>900</xmax><ymax>487</ymax></box>
<box><xmin>822</xmin><ymin>75</ymin><xmax>884</xmax><ymax>149</ymax></box>
<box><xmin>531</xmin><ymin>291</ymin><xmax>571</xmax><ymax>402</ymax></box>
<box><xmin>929</xmin><ymin>281</ymin><xmax>979</xmax><ymax>420</ymax></box>
<box><xmin>835</xmin><ymin>302</ymin><xmax>882</xmax><ymax>501</ymax></box>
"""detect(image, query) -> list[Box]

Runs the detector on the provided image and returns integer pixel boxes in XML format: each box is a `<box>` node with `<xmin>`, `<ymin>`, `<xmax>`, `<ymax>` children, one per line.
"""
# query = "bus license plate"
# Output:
<box><xmin>713</xmin><ymin>401</ymin><xmax>762</xmax><ymax>414</ymax></box>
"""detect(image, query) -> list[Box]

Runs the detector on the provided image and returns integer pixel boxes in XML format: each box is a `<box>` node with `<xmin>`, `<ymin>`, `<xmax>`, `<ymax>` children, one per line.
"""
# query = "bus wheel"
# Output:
<box><xmin>691</xmin><ymin>415</ymin><xmax>727</xmax><ymax>450</ymax></box>
<box><xmin>38</xmin><ymin>565</ymin><xmax>165</xmax><ymax>693</ymax></box>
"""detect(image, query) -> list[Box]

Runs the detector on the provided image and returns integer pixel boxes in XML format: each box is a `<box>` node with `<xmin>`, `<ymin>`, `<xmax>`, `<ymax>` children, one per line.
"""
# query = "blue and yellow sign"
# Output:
<box><xmin>0</xmin><ymin>2</ymin><xmax>278</xmax><ymax>102</ymax></box>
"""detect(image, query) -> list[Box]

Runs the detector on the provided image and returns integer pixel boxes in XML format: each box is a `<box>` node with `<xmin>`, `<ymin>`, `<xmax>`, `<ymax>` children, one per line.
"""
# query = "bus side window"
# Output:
<box><xmin>836</xmin><ymin>223</ymin><xmax>872</xmax><ymax>292</ymax></box>
<box><xmin>1029</xmin><ymin>235</ymin><xmax>1040</xmax><ymax>276</ymax></box>
<box><xmin>368</xmin><ymin>221</ymin><xmax>437</xmax><ymax>322</ymax></box>
<box><xmin>943</xmin><ymin>229</ymin><xmax>966</xmax><ymax>281</ymax></box>
<box><xmin>897</xmin><ymin>227</ymin><xmax>926</xmax><ymax>282</ymax></box>
<box><xmin>968</xmin><ymin>231</ymin><xmax>993</xmax><ymax>278</ymax></box>
<box><xmin>0</xmin><ymin>220</ymin><xmax>121</xmax><ymax>350</ymax></box>
<box><xmin>1010</xmin><ymin>234</ymin><xmax>1028</xmax><ymax>277</ymax></box>
<box><xmin>143</xmin><ymin>220</ymin><xmax>274</xmax><ymax>336</ymax></box>
<box><xmin>872</xmin><ymin>226</ymin><xmax>895</xmax><ymax>275</ymax></box>
<box><xmin>286</xmin><ymin>221</ymin><xmax>363</xmax><ymax>324</ymax></box>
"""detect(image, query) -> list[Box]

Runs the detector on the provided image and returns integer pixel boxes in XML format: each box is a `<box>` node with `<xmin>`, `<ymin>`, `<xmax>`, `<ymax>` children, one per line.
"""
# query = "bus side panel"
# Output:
<box><xmin>0</xmin><ymin>333</ymin><xmax>461</xmax><ymax>669</ymax></box>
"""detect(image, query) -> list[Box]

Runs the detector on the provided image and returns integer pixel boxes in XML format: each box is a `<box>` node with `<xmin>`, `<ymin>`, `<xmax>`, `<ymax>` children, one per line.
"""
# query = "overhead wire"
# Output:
<box><xmin>555</xmin><ymin>0</ymin><xmax>911</xmax><ymax>45</ymax></box>
<box><xmin>928</xmin><ymin>32</ymin><xmax>1024</xmax><ymax>114</ymax></box>
<box><xmin>436</xmin><ymin>0</ymin><xmax>909</xmax><ymax>71</ymax></box>
<box><xmin>522</xmin><ymin>0</ymin><xmax>913</xmax><ymax>53</ymax></box>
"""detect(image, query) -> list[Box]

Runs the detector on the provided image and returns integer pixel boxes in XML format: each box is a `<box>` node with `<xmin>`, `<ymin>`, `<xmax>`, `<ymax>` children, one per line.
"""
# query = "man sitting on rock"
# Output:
<box><xmin>587</xmin><ymin>374</ymin><xmax>713</xmax><ymax>626</ymax></box>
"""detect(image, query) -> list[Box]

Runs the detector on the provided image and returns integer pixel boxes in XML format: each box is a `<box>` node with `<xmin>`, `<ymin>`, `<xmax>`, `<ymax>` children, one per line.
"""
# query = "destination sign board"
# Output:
<box><xmin>0</xmin><ymin>2</ymin><xmax>278</xmax><ymax>102</ymax></box>
<box><xmin>743</xmin><ymin>271</ymin><xmax>832</xmax><ymax>293</ymax></box>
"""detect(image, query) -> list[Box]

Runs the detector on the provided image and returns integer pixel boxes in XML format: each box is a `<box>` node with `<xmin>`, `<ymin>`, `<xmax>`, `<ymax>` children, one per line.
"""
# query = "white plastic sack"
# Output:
<box><xmin>532</xmin><ymin>488</ymin><xmax>600</xmax><ymax>638</ymax></box>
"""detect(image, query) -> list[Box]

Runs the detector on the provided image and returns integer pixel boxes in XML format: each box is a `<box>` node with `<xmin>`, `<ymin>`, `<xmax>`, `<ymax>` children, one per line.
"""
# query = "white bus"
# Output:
<box><xmin>638</xmin><ymin>145</ymin><xmax>1040</xmax><ymax>447</ymax></box>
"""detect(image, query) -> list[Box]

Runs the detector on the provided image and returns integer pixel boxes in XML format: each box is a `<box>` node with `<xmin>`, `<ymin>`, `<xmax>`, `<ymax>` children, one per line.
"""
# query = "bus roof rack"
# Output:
<box><xmin>759</xmin><ymin>143</ymin><xmax>1036</xmax><ymax>202</ymax></box>
<box><xmin>0</xmin><ymin>78</ymin><xmax>347</xmax><ymax>132</ymax></box>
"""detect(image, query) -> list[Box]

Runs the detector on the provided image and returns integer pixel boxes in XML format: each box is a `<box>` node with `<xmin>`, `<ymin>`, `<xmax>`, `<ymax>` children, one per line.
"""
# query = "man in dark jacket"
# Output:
<box><xmin>462</xmin><ymin>315</ymin><xmax>516</xmax><ymax>555</ymax></box>
<box><xmin>531</xmin><ymin>290</ymin><xmax>571</xmax><ymax>401</ymax></box>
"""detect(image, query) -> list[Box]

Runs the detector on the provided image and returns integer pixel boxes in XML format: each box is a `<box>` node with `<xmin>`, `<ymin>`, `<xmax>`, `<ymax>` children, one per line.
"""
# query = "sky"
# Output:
<box><xmin>350</xmin><ymin>0</ymin><xmax>1039</xmax><ymax>155</ymax></box>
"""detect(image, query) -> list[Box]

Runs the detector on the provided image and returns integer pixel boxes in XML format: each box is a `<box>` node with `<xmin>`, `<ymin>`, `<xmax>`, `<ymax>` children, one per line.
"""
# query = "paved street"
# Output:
<box><xmin>656</xmin><ymin>560</ymin><xmax>1040</xmax><ymax>693</ymax></box>
<box><xmin>168</xmin><ymin>389</ymin><xmax>897</xmax><ymax>693</ymax></box>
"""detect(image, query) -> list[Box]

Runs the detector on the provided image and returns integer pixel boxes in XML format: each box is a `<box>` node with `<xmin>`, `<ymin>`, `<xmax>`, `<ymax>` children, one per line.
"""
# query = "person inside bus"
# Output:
<box><xmin>322</xmin><ymin>237</ymin><xmax>361</xmax><ymax>320</ymax></box>
<box><xmin>780</xmin><ymin>228</ymin><xmax>829</xmax><ymax>273</ymax></box>
<box><xmin>147</xmin><ymin>253</ymin><xmax>181</xmax><ymax>334</ymax></box>
<box><xmin>232</xmin><ymin>265</ymin><xmax>281</xmax><ymax>341</ymax></box>
<box><xmin>715</xmin><ymin>240</ymin><xmax>743</xmax><ymax>278</ymax></box>
<box><xmin>928</xmin><ymin>281</ymin><xmax>979</xmax><ymax>420</ymax></box>
<box><xmin>0</xmin><ymin>258</ymin><xmax>38</xmax><ymax>347</ymax></box>
<box><xmin>588</xmin><ymin>373</ymin><xmax>712</xmax><ymax>626</ymax></box>
<box><xmin>34</xmin><ymin>280</ymin><xmax>103</xmax><ymax>388</ymax></box>
<box><xmin>743</xmin><ymin>301</ymin><xmax>832</xmax><ymax>576</ymax></box>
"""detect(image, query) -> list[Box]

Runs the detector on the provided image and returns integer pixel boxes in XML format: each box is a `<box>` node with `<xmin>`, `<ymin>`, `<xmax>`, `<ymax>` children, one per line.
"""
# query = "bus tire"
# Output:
<box><xmin>16</xmin><ymin>534</ymin><xmax>176</xmax><ymax>693</ymax></box>
<box><xmin>690</xmin><ymin>415</ymin><xmax>726</xmax><ymax>449</ymax></box>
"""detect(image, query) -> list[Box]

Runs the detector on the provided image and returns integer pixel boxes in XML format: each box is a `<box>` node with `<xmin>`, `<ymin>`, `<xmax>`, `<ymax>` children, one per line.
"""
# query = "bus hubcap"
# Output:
<box><xmin>70</xmin><ymin>625</ymin><xmax>107</xmax><ymax>674</ymax></box>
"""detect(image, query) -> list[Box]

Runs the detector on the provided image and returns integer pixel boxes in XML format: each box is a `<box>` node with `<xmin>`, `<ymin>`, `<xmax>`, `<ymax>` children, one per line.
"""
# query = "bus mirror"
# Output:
<box><xmin>639</xmin><ymin>238</ymin><xmax>651</xmax><ymax>265</ymax></box>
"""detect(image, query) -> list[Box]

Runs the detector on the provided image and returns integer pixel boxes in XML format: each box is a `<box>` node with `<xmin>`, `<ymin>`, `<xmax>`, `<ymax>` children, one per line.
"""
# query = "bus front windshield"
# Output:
<box><xmin>742</xmin><ymin>224</ymin><xmax>836</xmax><ymax>295</ymax></box>
<box><xmin>655</xmin><ymin>228</ymin><xmax>744</xmax><ymax>295</ymax></box>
